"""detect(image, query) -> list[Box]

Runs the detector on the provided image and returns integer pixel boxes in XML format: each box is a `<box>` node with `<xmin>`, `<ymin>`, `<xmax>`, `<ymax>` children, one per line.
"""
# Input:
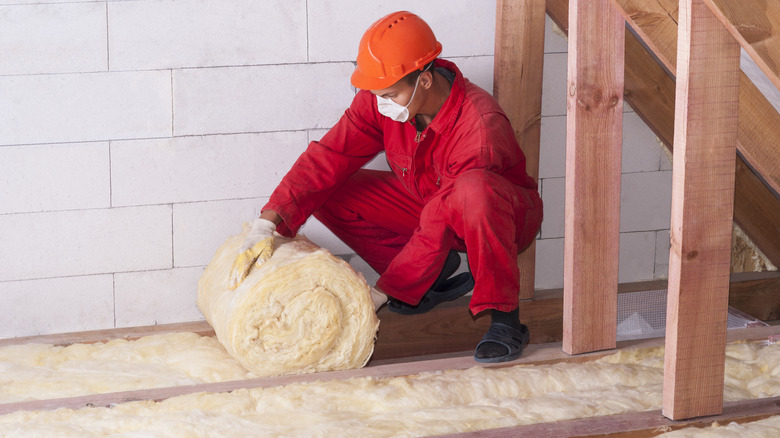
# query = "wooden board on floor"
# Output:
<box><xmin>2</xmin><ymin>272</ymin><xmax>777</xmax><ymax>362</ymax></box>
<box><xmin>1</xmin><ymin>325</ymin><xmax>777</xmax><ymax>424</ymax></box>
<box><xmin>562</xmin><ymin>0</ymin><xmax>624</xmax><ymax>355</ymax></box>
<box><xmin>493</xmin><ymin>0</ymin><xmax>546</xmax><ymax>300</ymax></box>
<box><xmin>663</xmin><ymin>0</ymin><xmax>741</xmax><ymax>420</ymax></box>
<box><xmin>448</xmin><ymin>395</ymin><xmax>780</xmax><ymax>437</ymax></box>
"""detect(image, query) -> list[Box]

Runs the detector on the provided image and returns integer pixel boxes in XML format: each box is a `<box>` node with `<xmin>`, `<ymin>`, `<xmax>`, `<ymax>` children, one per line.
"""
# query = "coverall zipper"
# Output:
<box><xmin>389</xmin><ymin>162</ymin><xmax>408</xmax><ymax>176</ymax></box>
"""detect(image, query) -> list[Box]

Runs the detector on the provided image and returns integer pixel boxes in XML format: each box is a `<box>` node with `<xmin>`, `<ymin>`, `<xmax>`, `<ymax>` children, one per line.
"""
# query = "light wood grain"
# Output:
<box><xmin>663</xmin><ymin>0</ymin><xmax>741</xmax><ymax>420</ymax></box>
<box><xmin>548</xmin><ymin>0</ymin><xmax>780</xmax><ymax>269</ymax></box>
<box><xmin>493</xmin><ymin>0</ymin><xmax>546</xmax><ymax>300</ymax></box>
<box><xmin>562</xmin><ymin>0</ymin><xmax>624</xmax><ymax>355</ymax></box>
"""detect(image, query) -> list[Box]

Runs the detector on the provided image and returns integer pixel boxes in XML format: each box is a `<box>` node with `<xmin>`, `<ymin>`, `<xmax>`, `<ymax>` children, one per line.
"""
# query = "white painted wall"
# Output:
<box><xmin>0</xmin><ymin>0</ymin><xmax>672</xmax><ymax>338</ymax></box>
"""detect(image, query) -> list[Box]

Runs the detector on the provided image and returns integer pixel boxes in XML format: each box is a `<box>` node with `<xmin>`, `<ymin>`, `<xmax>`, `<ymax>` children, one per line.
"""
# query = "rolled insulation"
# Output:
<box><xmin>197</xmin><ymin>226</ymin><xmax>379</xmax><ymax>377</ymax></box>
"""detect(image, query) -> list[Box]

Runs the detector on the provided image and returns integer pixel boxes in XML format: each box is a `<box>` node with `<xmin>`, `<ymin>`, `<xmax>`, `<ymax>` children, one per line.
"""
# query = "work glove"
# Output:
<box><xmin>227</xmin><ymin>218</ymin><xmax>276</xmax><ymax>290</ymax></box>
<box><xmin>369</xmin><ymin>286</ymin><xmax>388</xmax><ymax>312</ymax></box>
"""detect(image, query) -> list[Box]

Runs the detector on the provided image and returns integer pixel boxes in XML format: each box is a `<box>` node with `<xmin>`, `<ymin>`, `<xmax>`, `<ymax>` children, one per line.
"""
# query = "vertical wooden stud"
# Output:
<box><xmin>494</xmin><ymin>0</ymin><xmax>546</xmax><ymax>300</ymax></box>
<box><xmin>562</xmin><ymin>0</ymin><xmax>625</xmax><ymax>355</ymax></box>
<box><xmin>663</xmin><ymin>0</ymin><xmax>740</xmax><ymax>420</ymax></box>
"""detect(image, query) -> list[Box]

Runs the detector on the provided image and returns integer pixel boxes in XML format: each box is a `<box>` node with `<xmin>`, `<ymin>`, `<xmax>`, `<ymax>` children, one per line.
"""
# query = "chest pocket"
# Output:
<box><xmin>385</xmin><ymin>151</ymin><xmax>413</xmax><ymax>187</ymax></box>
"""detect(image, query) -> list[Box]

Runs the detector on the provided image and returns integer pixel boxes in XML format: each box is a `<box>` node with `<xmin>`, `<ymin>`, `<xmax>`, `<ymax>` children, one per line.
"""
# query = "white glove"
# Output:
<box><xmin>369</xmin><ymin>286</ymin><xmax>388</xmax><ymax>312</ymax></box>
<box><xmin>227</xmin><ymin>218</ymin><xmax>276</xmax><ymax>290</ymax></box>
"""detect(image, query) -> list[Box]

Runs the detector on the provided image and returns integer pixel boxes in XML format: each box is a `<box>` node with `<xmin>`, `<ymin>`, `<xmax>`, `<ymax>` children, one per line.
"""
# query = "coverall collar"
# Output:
<box><xmin>422</xmin><ymin>59</ymin><xmax>466</xmax><ymax>136</ymax></box>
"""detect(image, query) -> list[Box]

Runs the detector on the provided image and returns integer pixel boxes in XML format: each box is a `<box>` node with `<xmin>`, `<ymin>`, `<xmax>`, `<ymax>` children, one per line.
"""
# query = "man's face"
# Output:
<box><xmin>371</xmin><ymin>80</ymin><xmax>416</xmax><ymax>108</ymax></box>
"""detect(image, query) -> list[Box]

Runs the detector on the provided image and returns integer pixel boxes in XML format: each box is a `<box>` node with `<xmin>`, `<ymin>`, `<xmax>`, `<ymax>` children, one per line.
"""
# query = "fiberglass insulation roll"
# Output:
<box><xmin>197</xmin><ymin>225</ymin><xmax>380</xmax><ymax>377</ymax></box>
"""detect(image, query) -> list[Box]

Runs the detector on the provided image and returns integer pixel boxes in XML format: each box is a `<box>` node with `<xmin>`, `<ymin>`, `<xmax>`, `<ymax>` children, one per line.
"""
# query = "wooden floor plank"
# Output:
<box><xmin>1</xmin><ymin>326</ymin><xmax>777</xmax><ymax>422</ymax></box>
<box><xmin>439</xmin><ymin>395</ymin><xmax>780</xmax><ymax>438</ymax></box>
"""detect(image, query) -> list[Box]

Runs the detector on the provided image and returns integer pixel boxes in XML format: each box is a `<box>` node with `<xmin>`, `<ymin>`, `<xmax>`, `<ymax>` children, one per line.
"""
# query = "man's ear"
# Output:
<box><xmin>420</xmin><ymin>70</ymin><xmax>434</xmax><ymax>90</ymax></box>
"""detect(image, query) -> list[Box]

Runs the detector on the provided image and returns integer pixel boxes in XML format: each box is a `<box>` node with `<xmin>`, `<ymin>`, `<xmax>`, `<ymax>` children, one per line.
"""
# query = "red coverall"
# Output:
<box><xmin>263</xmin><ymin>59</ymin><xmax>542</xmax><ymax>314</ymax></box>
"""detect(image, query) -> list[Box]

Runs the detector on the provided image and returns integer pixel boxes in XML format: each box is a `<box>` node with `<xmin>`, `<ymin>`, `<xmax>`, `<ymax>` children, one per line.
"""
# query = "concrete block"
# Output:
<box><xmin>618</xmin><ymin>231</ymin><xmax>657</xmax><ymax>283</ymax></box>
<box><xmin>173</xmin><ymin>198</ymin><xmax>265</xmax><ymax>268</ymax></box>
<box><xmin>348</xmin><ymin>255</ymin><xmax>380</xmax><ymax>287</ymax></box>
<box><xmin>0</xmin><ymin>142</ymin><xmax>109</xmax><ymax>214</ymax></box>
<box><xmin>0</xmin><ymin>71</ymin><xmax>171</xmax><ymax>146</ymax></box>
<box><xmin>0</xmin><ymin>206</ymin><xmax>172</xmax><ymax>282</ymax></box>
<box><xmin>0</xmin><ymin>2</ymin><xmax>106</xmax><ymax>75</ymax></box>
<box><xmin>544</xmin><ymin>15</ymin><xmax>568</xmax><ymax>54</ymax></box>
<box><xmin>0</xmin><ymin>275</ymin><xmax>114</xmax><ymax>339</ymax></box>
<box><xmin>620</xmin><ymin>171</ymin><xmax>673</xmax><ymax>232</ymax></box>
<box><xmin>660</xmin><ymin>145</ymin><xmax>673</xmax><ymax>171</ymax></box>
<box><xmin>173</xmin><ymin>198</ymin><xmax>351</xmax><ymax>268</ymax></box>
<box><xmin>299</xmin><ymin>217</ymin><xmax>352</xmax><ymax>255</ymax></box>
<box><xmin>108</xmin><ymin>0</ymin><xmax>306</xmax><ymax>70</ymax></box>
<box><xmin>114</xmin><ymin>267</ymin><xmax>205</xmax><ymax>328</ymax></box>
<box><xmin>308</xmin><ymin>1</ymin><xmax>495</xmax><ymax>62</ymax></box>
<box><xmin>535</xmin><ymin>238</ymin><xmax>564</xmax><ymax>290</ymax></box>
<box><xmin>539</xmin><ymin>115</ymin><xmax>567</xmax><ymax>178</ymax></box>
<box><xmin>540</xmin><ymin>177</ymin><xmax>565</xmax><ymax>239</ymax></box>
<box><xmin>452</xmin><ymin>56</ymin><xmax>494</xmax><ymax>96</ymax></box>
<box><xmin>542</xmin><ymin>53</ymin><xmax>567</xmax><ymax>117</ymax></box>
<box><xmin>111</xmin><ymin>131</ymin><xmax>307</xmax><ymax>207</ymax></box>
<box><xmin>742</xmin><ymin>48</ymin><xmax>780</xmax><ymax>114</ymax></box>
<box><xmin>655</xmin><ymin>230</ymin><xmax>670</xmax><ymax>279</ymax></box>
<box><xmin>308</xmin><ymin>129</ymin><xmax>329</xmax><ymax>143</ymax></box>
<box><xmin>363</xmin><ymin>152</ymin><xmax>391</xmax><ymax>171</ymax></box>
<box><xmin>622</xmin><ymin>112</ymin><xmax>662</xmax><ymax>173</ymax></box>
<box><xmin>310</xmin><ymin>128</ymin><xmax>390</xmax><ymax>172</ymax></box>
<box><xmin>173</xmin><ymin>63</ymin><xmax>354</xmax><ymax>136</ymax></box>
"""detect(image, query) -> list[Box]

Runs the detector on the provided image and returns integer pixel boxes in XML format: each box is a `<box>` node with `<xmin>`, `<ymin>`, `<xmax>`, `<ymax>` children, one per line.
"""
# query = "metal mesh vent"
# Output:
<box><xmin>616</xmin><ymin>289</ymin><xmax>765</xmax><ymax>341</ymax></box>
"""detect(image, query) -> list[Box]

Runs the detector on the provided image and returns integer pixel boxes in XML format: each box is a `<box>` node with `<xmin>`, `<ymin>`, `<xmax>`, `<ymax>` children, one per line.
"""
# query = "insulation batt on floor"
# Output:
<box><xmin>196</xmin><ymin>227</ymin><xmax>380</xmax><ymax>377</ymax></box>
<box><xmin>1</xmin><ymin>341</ymin><xmax>780</xmax><ymax>437</ymax></box>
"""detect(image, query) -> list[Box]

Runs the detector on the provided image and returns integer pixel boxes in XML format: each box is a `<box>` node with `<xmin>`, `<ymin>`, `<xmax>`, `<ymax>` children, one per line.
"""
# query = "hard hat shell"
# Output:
<box><xmin>351</xmin><ymin>11</ymin><xmax>443</xmax><ymax>90</ymax></box>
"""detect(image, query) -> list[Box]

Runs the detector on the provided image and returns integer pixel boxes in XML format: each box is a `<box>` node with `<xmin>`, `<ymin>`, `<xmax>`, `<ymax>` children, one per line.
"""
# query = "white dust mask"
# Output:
<box><xmin>376</xmin><ymin>69</ymin><xmax>425</xmax><ymax>123</ymax></box>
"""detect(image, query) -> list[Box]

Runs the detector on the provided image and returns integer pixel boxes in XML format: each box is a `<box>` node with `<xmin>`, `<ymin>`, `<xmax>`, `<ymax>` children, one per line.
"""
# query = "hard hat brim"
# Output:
<box><xmin>350</xmin><ymin>44</ymin><xmax>442</xmax><ymax>91</ymax></box>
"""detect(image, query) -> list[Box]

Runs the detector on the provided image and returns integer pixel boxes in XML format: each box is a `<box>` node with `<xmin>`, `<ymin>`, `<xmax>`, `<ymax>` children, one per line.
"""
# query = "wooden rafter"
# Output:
<box><xmin>703</xmin><ymin>0</ymin><xmax>780</xmax><ymax>97</ymax></box>
<box><xmin>546</xmin><ymin>0</ymin><xmax>780</xmax><ymax>269</ymax></box>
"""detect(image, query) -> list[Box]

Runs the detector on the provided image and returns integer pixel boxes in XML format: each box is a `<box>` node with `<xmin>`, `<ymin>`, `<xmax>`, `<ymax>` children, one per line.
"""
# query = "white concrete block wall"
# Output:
<box><xmin>533</xmin><ymin>17</ymin><xmax>673</xmax><ymax>290</ymax></box>
<box><xmin>1</xmin><ymin>1</ymin><xmax>673</xmax><ymax>338</ymax></box>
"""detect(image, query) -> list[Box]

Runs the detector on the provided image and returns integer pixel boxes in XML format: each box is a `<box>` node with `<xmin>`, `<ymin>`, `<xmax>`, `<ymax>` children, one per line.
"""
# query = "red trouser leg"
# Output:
<box><xmin>445</xmin><ymin>170</ymin><xmax>542</xmax><ymax>314</ymax></box>
<box><xmin>377</xmin><ymin>169</ymin><xmax>543</xmax><ymax>315</ymax></box>
<box><xmin>313</xmin><ymin>169</ymin><xmax>424</xmax><ymax>274</ymax></box>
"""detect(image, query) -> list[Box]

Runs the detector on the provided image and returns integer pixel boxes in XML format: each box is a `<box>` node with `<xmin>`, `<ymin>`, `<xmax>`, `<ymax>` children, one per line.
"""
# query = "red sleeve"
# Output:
<box><xmin>263</xmin><ymin>90</ymin><xmax>386</xmax><ymax>237</ymax></box>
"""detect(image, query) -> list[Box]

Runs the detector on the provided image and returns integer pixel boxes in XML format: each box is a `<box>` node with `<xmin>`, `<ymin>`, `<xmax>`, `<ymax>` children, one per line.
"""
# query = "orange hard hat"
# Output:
<box><xmin>351</xmin><ymin>11</ymin><xmax>443</xmax><ymax>90</ymax></box>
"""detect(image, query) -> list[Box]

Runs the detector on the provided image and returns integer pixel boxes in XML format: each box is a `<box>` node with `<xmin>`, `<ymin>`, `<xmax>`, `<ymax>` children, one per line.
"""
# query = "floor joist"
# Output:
<box><xmin>1</xmin><ymin>326</ymin><xmax>778</xmax><ymax>417</ymax></box>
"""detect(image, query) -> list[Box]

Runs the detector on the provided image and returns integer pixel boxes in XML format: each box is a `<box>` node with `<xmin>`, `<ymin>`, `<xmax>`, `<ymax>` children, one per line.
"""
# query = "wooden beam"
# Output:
<box><xmin>2</xmin><ymin>273</ymin><xmax>776</xmax><ymax>364</ymax></box>
<box><xmin>703</xmin><ymin>0</ymin><xmax>780</xmax><ymax>95</ymax></box>
<box><xmin>562</xmin><ymin>0</ymin><xmax>624</xmax><ymax>355</ymax></box>
<box><xmin>0</xmin><ymin>334</ymin><xmax>671</xmax><ymax>416</ymax></box>
<box><xmin>548</xmin><ymin>0</ymin><xmax>780</xmax><ymax>269</ymax></box>
<box><xmin>452</xmin><ymin>395</ymin><xmax>780</xmax><ymax>437</ymax></box>
<box><xmin>2</xmin><ymin>325</ymin><xmax>777</xmax><ymax>423</ymax></box>
<box><xmin>663</xmin><ymin>0</ymin><xmax>741</xmax><ymax>420</ymax></box>
<box><xmin>493</xmin><ymin>0</ymin><xmax>546</xmax><ymax>300</ymax></box>
<box><xmin>615</xmin><ymin>0</ymin><xmax>780</xmax><ymax>199</ymax></box>
<box><xmin>729</xmin><ymin>271</ymin><xmax>780</xmax><ymax>321</ymax></box>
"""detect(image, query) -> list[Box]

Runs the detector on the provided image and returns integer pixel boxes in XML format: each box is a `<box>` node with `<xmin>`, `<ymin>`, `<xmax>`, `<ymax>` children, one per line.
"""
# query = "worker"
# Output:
<box><xmin>228</xmin><ymin>11</ymin><xmax>543</xmax><ymax>363</ymax></box>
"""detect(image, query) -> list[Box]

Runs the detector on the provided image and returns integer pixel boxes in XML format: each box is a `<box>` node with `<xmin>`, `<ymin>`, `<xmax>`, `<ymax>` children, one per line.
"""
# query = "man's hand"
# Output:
<box><xmin>228</xmin><ymin>218</ymin><xmax>277</xmax><ymax>290</ymax></box>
